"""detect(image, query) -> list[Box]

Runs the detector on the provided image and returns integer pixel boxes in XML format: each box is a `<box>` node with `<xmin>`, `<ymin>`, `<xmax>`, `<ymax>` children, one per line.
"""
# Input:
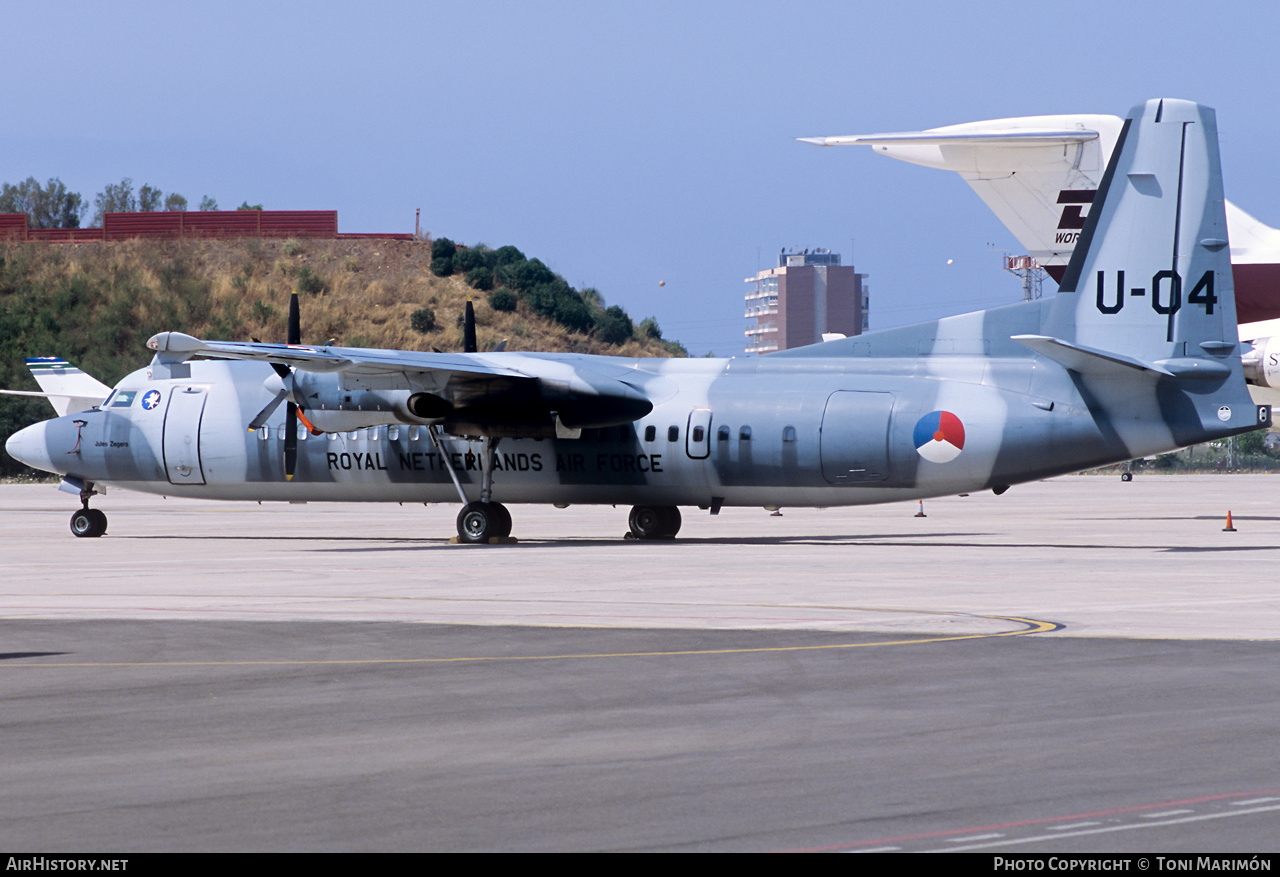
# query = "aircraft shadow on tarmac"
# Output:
<box><xmin>100</xmin><ymin>531</ymin><xmax>1278</xmax><ymax>553</ymax></box>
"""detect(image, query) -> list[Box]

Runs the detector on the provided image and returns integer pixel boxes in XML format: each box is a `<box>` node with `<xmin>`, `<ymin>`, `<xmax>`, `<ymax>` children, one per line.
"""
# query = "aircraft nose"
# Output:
<box><xmin>5</xmin><ymin>420</ymin><xmax>55</xmax><ymax>473</ymax></box>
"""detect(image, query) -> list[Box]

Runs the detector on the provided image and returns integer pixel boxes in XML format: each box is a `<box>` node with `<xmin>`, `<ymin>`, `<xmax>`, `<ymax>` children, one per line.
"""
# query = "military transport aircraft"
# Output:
<box><xmin>4</xmin><ymin>99</ymin><xmax>1269</xmax><ymax>541</ymax></box>
<box><xmin>800</xmin><ymin>109</ymin><xmax>1280</xmax><ymax>400</ymax></box>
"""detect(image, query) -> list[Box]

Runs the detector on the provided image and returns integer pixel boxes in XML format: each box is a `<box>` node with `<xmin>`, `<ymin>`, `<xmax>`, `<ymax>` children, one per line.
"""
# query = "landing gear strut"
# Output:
<box><xmin>627</xmin><ymin>505</ymin><xmax>681</xmax><ymax>540</ymax></box>
<box><xmin>69</xmin><ymin>482</ymin><xmax>107</xmax><ymax>539</ymax></box>
<box><xmin>432</xmin><ymin>429</ymin><xmax>515</xmax><ymax>543</ymax></box>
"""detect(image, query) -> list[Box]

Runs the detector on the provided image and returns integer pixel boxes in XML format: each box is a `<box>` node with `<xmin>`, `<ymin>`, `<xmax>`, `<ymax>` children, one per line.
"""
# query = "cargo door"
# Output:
<box><xmin>819</xmin><ymin>391</ymin><xmax>893</xmax><ymax>484</ymax></box>
<box><xmin>163</xmin><ymin>386</ymin><xmax>208</xmax><ymax>485</ymax></box>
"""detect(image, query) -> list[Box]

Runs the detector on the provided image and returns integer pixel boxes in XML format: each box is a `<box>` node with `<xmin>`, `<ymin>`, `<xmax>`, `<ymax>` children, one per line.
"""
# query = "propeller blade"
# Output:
<box><xmin>492</xmin><ymin>339</ymin><xmax>508</xmax><ymax>352</ymax></box>
<box><xmin>248</xmin><ymin>389</ymin><xmax>288</xmax><ymax>431</ymax></box>
<box><xmin>284</xmin><ymin>401</ymin><xmax>298</xmax><ymax>481</ymax></box>
<box><xmin>463</xmin><ymin>299</ymin><xmax>477</xmax><ymax>353</ymax></box>
<box><xmin>288</xmin><ymin>291</ymin><xmax>301</xmax><ymax>346</ymax></box>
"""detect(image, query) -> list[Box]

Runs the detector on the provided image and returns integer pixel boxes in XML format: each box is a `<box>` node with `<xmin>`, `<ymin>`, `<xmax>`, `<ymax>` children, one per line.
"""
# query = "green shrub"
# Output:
<box><xmin>552</xmin><ymin>292</ymin><xmax>595</xmax><ymax>334</ymax></box>
<box><xmin>454</xmin><ymin>246</ymin><xmax>491</xmax><ymax>273</ymax></box>
<box><xmin>465</xmin><ymin>266</ymin><xmax>494</xmax><ymax>291</ymax></box>
<box><xmin>295</xmin><ymin>265</ymin><xmax>325</xmax><ymax>294</ymax></box>
<box><xmin>488</xmin><ymin>287</ymin><xmax>517</xmax><ymax>312</ymax></box>
<box><xmin>429</xmin><ymin>256</ymin><xmax>454</xmax><ymax>277</ymax></box>
<box><xmin>410</xmin><ymin>307</ymin><xmax>437</xmax><ymax>333</ymax></box>
<box><xmin>492</xmin><ymin>245</ymin><xmax>525</xmax><ymax>266</ymax></box>
<box><xmin>496</xmin><ymin>257</ymin><xmax>558</xmax><ymax>292</ymax></box>
<box><xmin>595</xmin><ymin>305</ymin><xmax>633</xmax><ymax>345</ymax></box>
<box><xmin>431</xmin><ymin>237</ymin><xmax>456</xmax><ymax>260</ymax></box>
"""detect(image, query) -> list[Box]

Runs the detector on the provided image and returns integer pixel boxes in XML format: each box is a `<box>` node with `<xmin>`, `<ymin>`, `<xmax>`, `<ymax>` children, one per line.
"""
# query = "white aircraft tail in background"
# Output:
<box><xmin>801</xmin><ymin>113</ymin><xmax>1280</xmax><ymax>328</ymax></box>
<box><xmin>0</xmin><ymin>358</ymin><xmax>111</xmax><ymax>416</ymax></box>
<box><xmin>803</xmin><ymin>111</ymin><xmax>1280</xmax><ymax>404</ymax></box>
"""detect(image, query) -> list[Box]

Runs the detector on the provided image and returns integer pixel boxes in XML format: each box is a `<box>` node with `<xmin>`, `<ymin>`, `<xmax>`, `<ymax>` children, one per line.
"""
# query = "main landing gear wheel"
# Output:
<box><xmin>628</xmin><ymin>505</ymin><xmax>681</xmax><ymax>540</ymax></box>
<box><xmin>1121</xmin><ymin>471</ymin><xmax>1133</xmax><ymax>482</ymax></box>
<box><xmin>456</xmin><ymin>501</ymin><xmax>512</xmax><ymax>543</ymax></box>
<box><xmin>70</xmin><ymin>508</ymin><xmax>107</xmax><ymax>538</ymax></box>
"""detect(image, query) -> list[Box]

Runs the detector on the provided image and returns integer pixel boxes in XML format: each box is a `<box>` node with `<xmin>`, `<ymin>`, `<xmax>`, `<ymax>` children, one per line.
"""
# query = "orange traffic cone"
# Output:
<box><xmin>915</xmin><ymin>500</ymin><xmax>926</xmax><ymax>518</ymax></box>
<box><xmin>1223</xmin><ymin>511</ymin><xmax>1237</xmax><ymax>532</ymax></box>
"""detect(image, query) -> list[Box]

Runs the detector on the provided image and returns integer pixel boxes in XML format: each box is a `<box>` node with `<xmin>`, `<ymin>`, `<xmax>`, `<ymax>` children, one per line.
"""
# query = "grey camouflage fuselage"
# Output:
<box><xmin>5</xmin><ymin>99</ymin><xmax>1266</xmax><ymax>519</ymax></box>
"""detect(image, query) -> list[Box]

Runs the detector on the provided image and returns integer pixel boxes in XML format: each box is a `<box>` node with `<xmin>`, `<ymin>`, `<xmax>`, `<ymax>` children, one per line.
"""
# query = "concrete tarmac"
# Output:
<box><xmin>1</xmin><ymin>474</ymin><xmax>1278</xmax><ymax>850</ymax></box>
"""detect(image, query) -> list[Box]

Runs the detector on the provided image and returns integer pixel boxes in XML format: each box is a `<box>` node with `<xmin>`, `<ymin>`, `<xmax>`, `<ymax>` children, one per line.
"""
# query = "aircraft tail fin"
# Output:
<box><xmin>0</xmin><ymin>358</ymin><xmax>113</xmax><ymax>416</ymax></box>
<box><xmin>1042</xmin><ymin>99</ymin><xmax>1237</xmax><ymax>366</ymax></box>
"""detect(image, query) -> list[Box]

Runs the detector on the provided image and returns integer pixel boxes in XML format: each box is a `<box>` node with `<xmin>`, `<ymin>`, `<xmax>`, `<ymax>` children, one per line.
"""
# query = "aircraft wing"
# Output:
<box><xmin>146</xmin><ymin>331</ymin><xmax>653</xmax><ymax>433</ymax></box>
<box><xmin>148</xmin><ymin>332</ymin><xmax>528</xmax><ymax>379</ymax></box>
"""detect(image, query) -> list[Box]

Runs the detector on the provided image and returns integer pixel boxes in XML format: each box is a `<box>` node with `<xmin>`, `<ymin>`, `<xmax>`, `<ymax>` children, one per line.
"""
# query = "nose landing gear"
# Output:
<box><xmin>67</xmin><ymin>479</ymin><xmax>107</xmax><ymax>537</ymax></box>
<box><xmin>70</xmin><ymin>506</ymin><xmax>107</xmax><ymax>538</ymax></box>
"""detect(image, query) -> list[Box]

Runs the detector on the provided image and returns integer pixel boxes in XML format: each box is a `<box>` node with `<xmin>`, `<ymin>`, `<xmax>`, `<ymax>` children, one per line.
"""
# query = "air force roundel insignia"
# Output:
<box><xmin>913</xmin><ymin>410</ymin><xmax>965</xmax><ymax>463</ymax></box>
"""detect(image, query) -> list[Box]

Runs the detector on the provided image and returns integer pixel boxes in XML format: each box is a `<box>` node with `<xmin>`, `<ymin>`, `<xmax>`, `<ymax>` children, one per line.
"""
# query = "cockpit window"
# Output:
<box><xmin>110</xmin><ymin>390</ymin><xmax>137</xmax><ymax>408</ymax></box>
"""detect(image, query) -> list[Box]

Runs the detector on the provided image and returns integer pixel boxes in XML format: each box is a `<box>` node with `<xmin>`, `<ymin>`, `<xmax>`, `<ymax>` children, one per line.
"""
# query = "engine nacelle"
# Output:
<box><xmin>1242</xmin><ymin>336</ymin><xmax>1280</xmax><ymax>388</ymax></box>
<box><xmin>289</xmin><ymin>372</ymin><xmax>420</xmax><ymax>431</ymax></box>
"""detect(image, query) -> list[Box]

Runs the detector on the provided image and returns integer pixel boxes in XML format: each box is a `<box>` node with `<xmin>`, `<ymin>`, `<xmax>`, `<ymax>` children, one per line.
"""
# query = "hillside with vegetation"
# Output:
<box><xmin>0</xmin><ymin>235</ymin><xmax>686</xmax><ymax>477</ymax></box>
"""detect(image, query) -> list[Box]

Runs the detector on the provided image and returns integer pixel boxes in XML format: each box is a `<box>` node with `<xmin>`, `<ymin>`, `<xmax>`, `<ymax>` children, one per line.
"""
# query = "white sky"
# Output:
<box><xmin>5</xmin><ymin>0</ymin><xmax>1279</xmax><ymax>356</ymax></box>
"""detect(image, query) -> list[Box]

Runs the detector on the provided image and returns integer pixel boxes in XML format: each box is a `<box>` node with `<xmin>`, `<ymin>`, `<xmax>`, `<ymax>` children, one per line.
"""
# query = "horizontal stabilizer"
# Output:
<box><xmin>799</xmin><ymin>129</ymin><xmax>1098</xmax><ymax>148</ymax></box>
<box><xmin>1012</xmin><ymin>334</ymin><xmax>1171</xmax><ymax>377</ymax></box>
<box><xmin>1012</xmin><ymin>335</ymin><xmax>1232</xmax><ymax>382</ymax></box>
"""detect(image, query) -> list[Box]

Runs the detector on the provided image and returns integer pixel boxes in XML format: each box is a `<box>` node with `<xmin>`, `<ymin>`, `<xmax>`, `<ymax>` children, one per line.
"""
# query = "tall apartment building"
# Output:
<box><xmin>744</xmin><ymin>249</ymin><xmax>868</xmax><ymax>354</ymax></box>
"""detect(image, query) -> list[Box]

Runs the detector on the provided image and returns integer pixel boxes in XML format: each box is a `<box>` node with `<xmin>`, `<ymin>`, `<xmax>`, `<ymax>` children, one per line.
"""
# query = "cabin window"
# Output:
<box><xmin>782</xmin><ymin>426</ymin><xmax>797</xmax><ymax>443</ymax></box>
<box><xmin>388</xmin><ymin>426</ymin><xmax>400</xmax><ymax>441</ymax></box>
<box><xmin>692</xmin><ymin>426</ymin><xmax>705</xmax><ymax>443</ymax></box>
<box><xmin>717</xmin><ymin>426</ymin><xmax>730</xmax><ymax>442</ymax></box>
<box><xmin>368</xmin><ymin>426</ymin><xmax>381</xmax><ymax>441</ymax></box>
<box><xmin>739</xmin><ymin>426</ymin><xmax>752</xmax><ymax>441</ymax></box>
<box><xmin>298</xmin><ymin>425</ymin><xmax>308</xmax><ymax>440</ymax></box>
<box><xmin>328</xmin><ymin>432</ymin><xmax>339</xmax><ymax>441</ymax></box>
<box><xmin>258</xmin><ymin>428</ymin><xmax>270</xmax><ymax>442</ymax></box>
<box><xmin>667</xmin><ymin>426</ymin><xmax>679</xmax><ymax>442</ymax></box>
<box><xmin>349</xmin><ymin>430</ymin><xmax>360</xmax><ymax>440</ymax></box>
<box><xmin>409</xmin><ymin>426</ymin><xmax>421</xmax><ymax>441</ymax></box>
<box><xmin>644</xmin><ymin>425</ymin><xmax>656</xmax><ymax>442</ymax></box>
<box><xmin>617</xmin><ymin>425</ymin><xmax>632</xmax><ymax>441</ymax></box>
<box><xmin>110</xmin><ymin>390</ymin><xmax>136</xmax><ymax>408</ymax></box>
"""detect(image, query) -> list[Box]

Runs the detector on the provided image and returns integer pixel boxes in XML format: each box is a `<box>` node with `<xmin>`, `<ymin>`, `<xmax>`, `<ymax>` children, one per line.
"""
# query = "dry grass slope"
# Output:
<box><xmin>16</xmin><ymin>237</ymin><xmax>683</xmax><ymax>357</ymax></box>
